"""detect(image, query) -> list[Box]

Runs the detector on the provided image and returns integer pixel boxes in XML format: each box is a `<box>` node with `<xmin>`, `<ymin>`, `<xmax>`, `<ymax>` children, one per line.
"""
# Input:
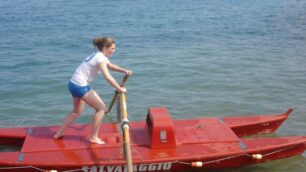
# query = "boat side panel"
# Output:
<box><xmin>0</xmin><ymin>128</ymin><xmax>27</xmax><ymax>147</ymax></box>
<box><xmin>223</xmin><ymin>109</ymin><xmax>292</xmax><ymax>136</ymax></box>
<box><xmin>0</xmin><ymin>128</ymin><xmax>28</xmax><ymax>138</ymax></box>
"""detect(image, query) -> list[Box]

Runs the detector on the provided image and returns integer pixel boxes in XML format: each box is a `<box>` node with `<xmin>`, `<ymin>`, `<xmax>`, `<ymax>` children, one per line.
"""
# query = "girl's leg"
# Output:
<box><xmin>81</xmin><ymin>89</ymin><xmax>106</xmax><ymax>144</ymax></box>
<box><xmin>54</xmin><ymin>97</ymin><xmax>85</xmax><ymax>139</ymax></box>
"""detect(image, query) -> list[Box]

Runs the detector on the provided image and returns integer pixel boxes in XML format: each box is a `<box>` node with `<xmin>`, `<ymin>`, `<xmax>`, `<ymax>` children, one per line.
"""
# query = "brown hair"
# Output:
<box><xmin>93</xmin><ymin>37</ymin><xmax>116</xmax><ymax>51</ymax></box>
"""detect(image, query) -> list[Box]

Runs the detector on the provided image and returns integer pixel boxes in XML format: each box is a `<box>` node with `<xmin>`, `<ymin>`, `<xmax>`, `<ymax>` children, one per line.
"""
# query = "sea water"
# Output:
<box><xmin>0</xmin><ymin>0</ymin><xmax>305</xmax><ymax>171</ymax></box>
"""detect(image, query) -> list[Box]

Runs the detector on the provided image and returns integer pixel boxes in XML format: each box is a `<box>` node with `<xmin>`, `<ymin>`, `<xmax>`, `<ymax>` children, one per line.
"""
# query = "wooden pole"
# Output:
<box><xmin>106</xmin><ymin>75</ymin><xmax>129</xmax><ymax>115</ymax></box>
<box><xmin>117</xmin><ymin>94</ymin><xmax>122</xmax><ymax>126</ymax></box>
<box><xmin>120</xmin><ymin>93</ymin><xmax>133</xmax><ymax>172</ymax></box>
<box><xmin>106</xmin><ymin>75</ymin><xmax>129</xmax><ymax>123</ymax></box>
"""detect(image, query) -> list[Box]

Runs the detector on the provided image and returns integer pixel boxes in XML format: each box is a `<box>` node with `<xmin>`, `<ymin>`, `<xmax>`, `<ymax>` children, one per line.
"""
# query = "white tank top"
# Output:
<box><xmin>70</xmin><ymin>51</ymin><xmax>110</xmax><ymax>86</ymax></box>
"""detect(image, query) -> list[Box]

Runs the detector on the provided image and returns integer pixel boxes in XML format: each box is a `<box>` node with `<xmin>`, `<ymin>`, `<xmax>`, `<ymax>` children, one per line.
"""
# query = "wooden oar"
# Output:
<box><xmin>120</xmin><ymin>93</ymin><xmax>133</xmax><ymax>172</ymax></box>
<box><xmin>106</xmin><ymin>75</ymin><xmax>129</xmax><ymax>115</ymax></box>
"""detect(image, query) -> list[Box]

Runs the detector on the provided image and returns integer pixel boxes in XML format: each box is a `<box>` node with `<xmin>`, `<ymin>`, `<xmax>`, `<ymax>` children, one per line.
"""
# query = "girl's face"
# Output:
<box><xmin>103</xmin><ymin>44</ymin><xmax>116</xmax><ymax>57</ymax></box>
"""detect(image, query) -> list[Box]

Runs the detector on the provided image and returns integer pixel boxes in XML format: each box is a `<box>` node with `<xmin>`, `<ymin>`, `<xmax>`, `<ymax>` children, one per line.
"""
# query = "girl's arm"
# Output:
<box><xmin>107</xmin><ymin>63</ymin><xmax>132</xmax><ymax>76</ymax></box>
<box><xmin>99</xmin><ymin>62</ymin><xmax>126</xmax><ymax>93</ymax></box>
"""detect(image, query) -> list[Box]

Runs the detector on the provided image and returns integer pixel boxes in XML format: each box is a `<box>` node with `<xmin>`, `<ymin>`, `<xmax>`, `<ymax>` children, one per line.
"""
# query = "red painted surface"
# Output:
<box><xmin>225</xmin><ymin>108</ymin><xmax>293</xmax><ymax>136</ymax></box>
<box><xmin>0</xmin><ymin>108</ymin><xmax>305</xmax><ymax>172</ymax></box>
<box><xmin>146</xmin><ymin>107</ymin><xmax>176</xmax><ymax>149</ymax></box>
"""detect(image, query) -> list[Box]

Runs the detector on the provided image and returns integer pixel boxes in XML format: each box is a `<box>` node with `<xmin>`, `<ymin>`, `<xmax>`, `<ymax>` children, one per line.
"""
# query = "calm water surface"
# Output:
<box><xmin>0</xmin><ymin>0</ymin><xmax>305</xmax><ymax>171</ymax></box>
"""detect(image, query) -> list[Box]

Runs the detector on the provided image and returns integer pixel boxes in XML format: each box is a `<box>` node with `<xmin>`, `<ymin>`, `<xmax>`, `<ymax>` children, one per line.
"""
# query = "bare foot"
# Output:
<box><xmin>89</xmin><ymin>137</ymin><xmax>105</xmax><ymax>144</ymax></box>
<box><xmin>53</xmin><ymin>132</ymin><xmax>64</xmax><ymax>139</ymax></box>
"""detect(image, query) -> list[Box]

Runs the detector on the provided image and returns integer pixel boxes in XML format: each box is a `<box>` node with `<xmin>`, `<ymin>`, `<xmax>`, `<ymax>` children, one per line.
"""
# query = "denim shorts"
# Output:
<box><xmin>68</xmin><ymin>81</ymin><xmax>91</xmax><ymax>98</ymax></box>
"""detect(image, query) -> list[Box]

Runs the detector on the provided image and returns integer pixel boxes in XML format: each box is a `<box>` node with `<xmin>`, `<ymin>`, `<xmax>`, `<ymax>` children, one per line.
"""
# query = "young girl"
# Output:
<box><xmin>54</xmin><ymin>37</ymin><xmax>132</xmax><ymax>144</ymax></box>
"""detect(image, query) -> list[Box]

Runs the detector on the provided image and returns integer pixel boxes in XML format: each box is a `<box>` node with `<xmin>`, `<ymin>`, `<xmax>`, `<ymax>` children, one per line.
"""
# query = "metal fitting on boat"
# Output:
<box><xmin>122</xmin><ymin>119</ymin><xmax>130</xmax><ymax>129</ymax></box>
<box><xmin>252</xmin><ymin>154</ymin><xmax>263</xmax><ymax>160</ymax></box>
<box><xmin>191</xmin><ymin>161</ymin><xmax>203</xmax><ymax>167</ymax></box>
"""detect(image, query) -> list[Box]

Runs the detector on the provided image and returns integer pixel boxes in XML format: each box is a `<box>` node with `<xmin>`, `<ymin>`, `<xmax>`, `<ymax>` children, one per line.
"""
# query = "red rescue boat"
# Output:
<box><xmin>0</xmin><ymin>107</ymin><xmax>305</xmax><ymax>172</ymax></box>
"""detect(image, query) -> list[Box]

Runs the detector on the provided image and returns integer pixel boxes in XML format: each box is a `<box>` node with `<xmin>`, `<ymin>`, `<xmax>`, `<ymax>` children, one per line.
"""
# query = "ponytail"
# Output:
<box><xmin>93</xmin><ymin>37</ymin><xmax>116</xmax><ymax>51</ymax></box>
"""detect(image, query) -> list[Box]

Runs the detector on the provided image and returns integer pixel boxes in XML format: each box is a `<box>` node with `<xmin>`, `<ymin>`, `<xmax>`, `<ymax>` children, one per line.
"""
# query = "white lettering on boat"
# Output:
<box><xmin>81</xmin><ymin>162</ymin><xmax>172</xmax><ymax>172</ymax></box>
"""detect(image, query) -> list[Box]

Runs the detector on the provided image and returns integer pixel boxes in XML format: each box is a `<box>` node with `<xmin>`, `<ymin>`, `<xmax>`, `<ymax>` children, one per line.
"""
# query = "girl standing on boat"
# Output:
<box><xmin>54</xmin><ymin>37</ymin><xmax>132</xmax><ymax>144</ymax></box>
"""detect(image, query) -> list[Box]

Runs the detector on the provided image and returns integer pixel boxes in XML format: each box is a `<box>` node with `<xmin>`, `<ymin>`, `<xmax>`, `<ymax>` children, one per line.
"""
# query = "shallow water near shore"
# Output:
<box><xmin>0</xmin><ymin>0</ymin><xmax>306</xmax><ymax>171</ymax></box>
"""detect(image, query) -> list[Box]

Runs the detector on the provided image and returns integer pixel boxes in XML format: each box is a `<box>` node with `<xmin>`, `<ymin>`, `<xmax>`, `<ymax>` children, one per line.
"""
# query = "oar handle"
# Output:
<box><xmin>106</xmin><ymin>75</ymin><xmax>129</xmax><ymax>114</ymax></box>
<box><xmin>120</xmin><ymin>75</ymin><xmax>129</xmax><ymax>87</ymax></box>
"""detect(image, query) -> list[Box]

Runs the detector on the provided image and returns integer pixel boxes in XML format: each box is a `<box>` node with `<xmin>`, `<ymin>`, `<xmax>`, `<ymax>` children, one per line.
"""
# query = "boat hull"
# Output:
<box><xmin>0</xmin><ymin>108</ymin><xmax>305</xmax><ymax>172</ymax></box>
